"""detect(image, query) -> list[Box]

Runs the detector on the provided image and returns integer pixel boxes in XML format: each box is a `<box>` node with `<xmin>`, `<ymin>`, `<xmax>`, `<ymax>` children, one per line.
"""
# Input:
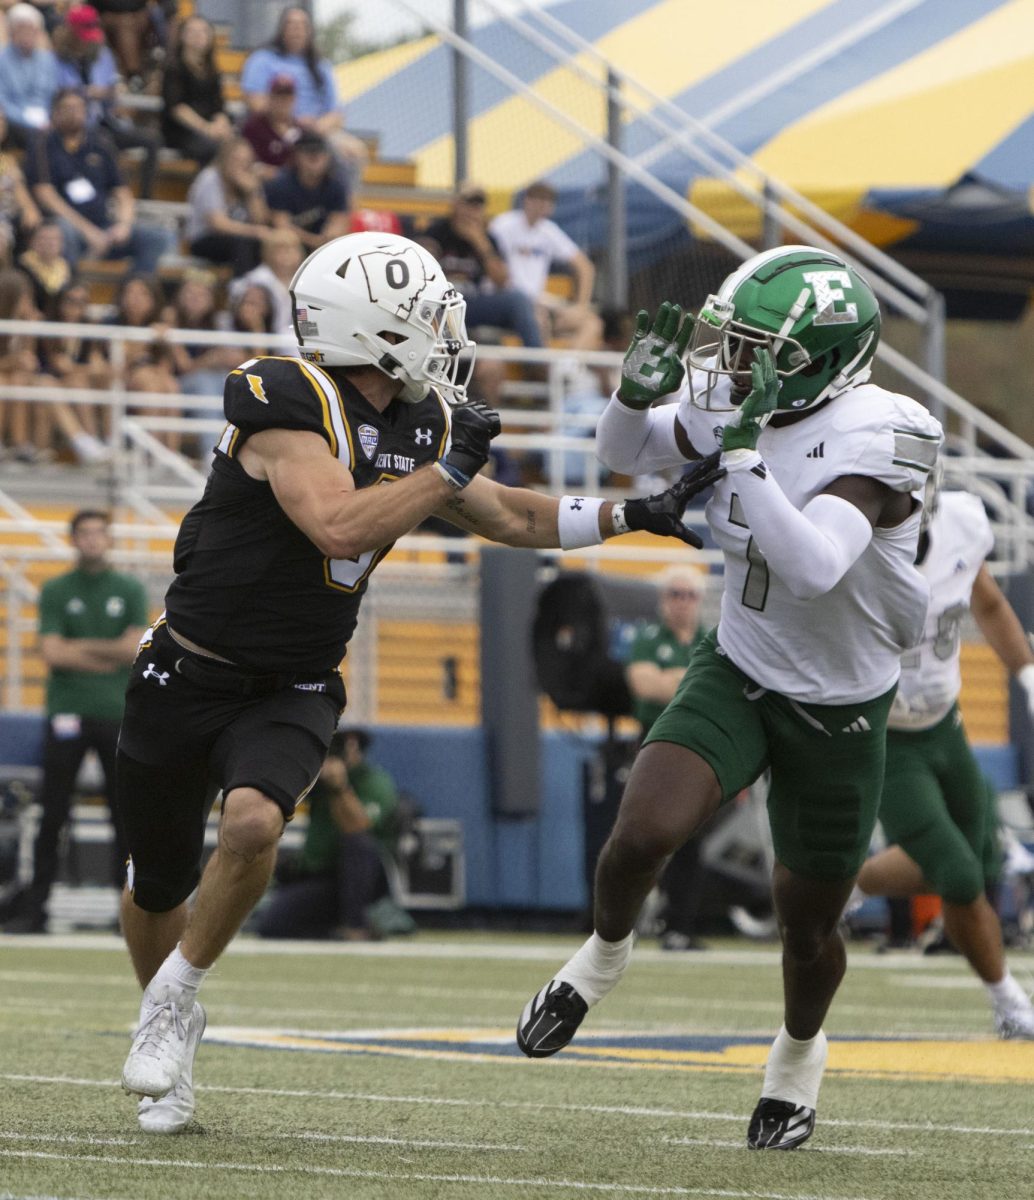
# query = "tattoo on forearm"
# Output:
<box><xmin>446</xmin><ymin>496</ymin><xmax>480</xmax><ymax>525</ymax></box>
<box><xmin>526</xmin><ymin>510</ymin><xmax>537</xmax><ymax>534</ymax></box>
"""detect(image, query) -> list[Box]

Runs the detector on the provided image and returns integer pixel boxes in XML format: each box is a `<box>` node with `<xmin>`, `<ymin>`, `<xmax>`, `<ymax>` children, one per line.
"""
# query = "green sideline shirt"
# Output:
<box><xmin>38</xmin><ymin>567</ymin><xmax>149</xmax><ymax>722</ymax></box>
<box><xmin>299</xmin><ymin>761</ymin><xmax>400</xmax><ymax>875</ymax></box>
<box><xmin>628</xmin><ymin>621</ymin><xmax>704</xmax><ymax>735</ymax></box>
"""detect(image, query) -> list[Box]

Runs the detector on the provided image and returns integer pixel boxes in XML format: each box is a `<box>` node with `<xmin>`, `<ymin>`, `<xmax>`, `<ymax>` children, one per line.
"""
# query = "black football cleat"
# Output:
<box><xmin>517</xmin><ymin>980</ymin><xmax>589</xmax><ymax>1058</ymax></box>
<box><xmin>747</xmin><ymin>1098</ymin><xmax>816</xmax><ymax>1150</ymax></box>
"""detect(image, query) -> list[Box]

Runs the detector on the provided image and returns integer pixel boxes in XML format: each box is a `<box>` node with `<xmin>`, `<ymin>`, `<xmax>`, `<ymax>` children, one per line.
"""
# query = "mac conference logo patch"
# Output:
<box><xmin>358</xmin><ymin>424</ymin><xmax>380</xmax><ymax>460</ymax></box>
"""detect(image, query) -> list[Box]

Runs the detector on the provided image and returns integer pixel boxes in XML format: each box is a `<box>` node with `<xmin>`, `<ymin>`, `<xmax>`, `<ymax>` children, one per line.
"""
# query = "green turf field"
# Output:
<box><xmin>1</xmin><ymin>932</ymin><xmax>1032</xmax><ymax>1199</ymax></box>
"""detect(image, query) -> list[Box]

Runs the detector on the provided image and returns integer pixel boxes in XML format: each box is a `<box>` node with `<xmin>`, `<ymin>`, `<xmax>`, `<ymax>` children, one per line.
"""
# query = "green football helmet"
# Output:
<box><xmin>687</xmin><ymin>245</ymin><xmax>881</xmax><ymax>413</ymax></box>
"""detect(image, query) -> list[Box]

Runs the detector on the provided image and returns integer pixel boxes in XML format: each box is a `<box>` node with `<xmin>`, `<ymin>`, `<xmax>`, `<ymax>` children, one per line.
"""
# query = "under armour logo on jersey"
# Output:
<box><xmin>954</xmin><ymin>558</ymin><xmax>967</xmax><ymax>573</ymax></box>
<box><xmin>415</xmin><ymin>428</ymin><xmax>433</xmax><ymax>446</ymax></box>
<box><xmin>358</xmin><ymin>423</ymin><xmax>379</xmax><ymax>460</ymax></box>
<box><xmin>246</xmin><ymin>374</ymin><xmax>269</xmax><ymax>404</ymax></box>
<box><xmin>841</xmin><ymin>716</ymin><xmax>871</xmax><ymax>733</ymax></box>
<box><xmin>142</xmin><ymin>662</ymin><xmax>169</xmax><ymax>687</ymax></box>
<box><xmin>806</xmin><ymin>442</ymin><xmax>825</xmax><ymax>458</ymax></box>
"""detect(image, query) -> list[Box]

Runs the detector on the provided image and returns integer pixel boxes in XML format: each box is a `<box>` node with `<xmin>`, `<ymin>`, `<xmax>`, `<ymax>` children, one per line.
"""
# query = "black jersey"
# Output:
<box><xmin>164</xmin><ymin>355</ymin><xmax>452</xmax><ymax>673</ymax></box>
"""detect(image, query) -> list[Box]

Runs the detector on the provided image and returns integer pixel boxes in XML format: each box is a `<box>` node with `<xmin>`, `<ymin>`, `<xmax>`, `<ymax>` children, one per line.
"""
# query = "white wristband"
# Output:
<box><xmin>611</xmin><ymin>501</ymin><xmax>630</xmax><ymax>535</ymax></box>
<box><xmin>558</xmin><ymin>495</ymin><xmax>605</xmax><ymax>550</ymax></box>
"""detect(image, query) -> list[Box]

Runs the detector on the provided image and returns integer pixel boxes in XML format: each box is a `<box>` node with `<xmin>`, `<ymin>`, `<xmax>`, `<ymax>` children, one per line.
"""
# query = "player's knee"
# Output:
<box><xmin>603</xmin><ymin>822</ymin><xmax>679</xmax><ymax>875</ymax></box>
<box><xmin>933</xmin><ymin>858</ymin><xmax>983</xmax><ymax>906</ymax></box>
<box><xmin>220</xmin><ymin>787</ymin><xmax>285</xmax><ymax>860</ymax></box>
<box><xmin>126</xmin><ymin>858</ymin><xmax>199</xmax><ymax>913</ymax></box>
<box><xmin>778</xmin><ymin>911</ymin><xmax>842</xmax><ymax>963</ymax></box>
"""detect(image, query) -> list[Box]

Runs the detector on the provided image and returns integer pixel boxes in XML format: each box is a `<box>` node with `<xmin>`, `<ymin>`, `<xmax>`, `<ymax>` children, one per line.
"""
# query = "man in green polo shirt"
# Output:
<box><xmin>626</xmin><ymin>565</ymin><xmax>708</xmax><ymax>950</ymax></box>
<box><xmin>257</xmin><ymin>727</ymin><xmax>405</xmax><ymax>940</ymax></box>
<box><xmin>3</xmin><ymin>510</ymin><xmax>148</xmax><ymax>933</ymax></box>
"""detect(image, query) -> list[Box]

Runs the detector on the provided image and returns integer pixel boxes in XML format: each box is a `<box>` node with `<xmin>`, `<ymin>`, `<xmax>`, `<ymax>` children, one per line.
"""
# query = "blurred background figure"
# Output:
<box><xmin>489</xmin><ymin>180</ymin><xmax>602</xmax><ymax>352</ymax></box>
<box><xmin>264</xmin><ymin>130</ymin><xmax>351</xmax><ymax>252</ymax></box>
<box><xmin>0</xmin><ymin>3</ymin><xmax>57</xmax><ymax>148</ymax></box>
<box><xmin>626</xmin><ymin>566</ymin><xmax>712</xmax><ymax>950</ymax></box>
<box><xmin>184</xmin><ymin>135</ymin><xmax>273</xmax><ymax>273</ymax></box>
<box><xmin>159</xmin><ymin>11</ymin><xmax>232</xmax><ymax>166</ymax></box>
<box><xmin>257</xmin><ymin>728</ymin><xmax>411</xmax><ymax>942</ymax></box>
<box><xmin>0</xmin><ymin>509</ymin><xmax>147</xmax><ymax>933</ymax></box>
<box><xmin>241</xmin><ymin>71</ymin><xmax>301</xmax><ymax>180</ymax></box>
<box><xmin>53</xmin><ymin>4</ymin><xmax>160</xmax><ymax>197</ymax></box>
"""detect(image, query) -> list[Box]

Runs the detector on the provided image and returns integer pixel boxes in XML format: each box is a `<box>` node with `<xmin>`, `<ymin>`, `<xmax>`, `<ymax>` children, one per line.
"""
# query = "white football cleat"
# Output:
<box><xmin>137</xmin><ymin>1002</ymin><xmax>206</xmax><ymax>1133</ymax></box>
<box><xmin>122</xmin><ymin>985</ymin><xmax>200</xmax><ymax>1100</ymax></box>
<box><xmin>995</xmin><ymin>996</ymin><xmax>1034</xmax><ymax>1040</ymax></box>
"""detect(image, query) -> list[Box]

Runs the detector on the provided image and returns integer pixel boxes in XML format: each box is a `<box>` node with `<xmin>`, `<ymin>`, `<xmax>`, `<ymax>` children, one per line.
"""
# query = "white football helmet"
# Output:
<box><xmin>289</xmin><ymin>232</ymin><xmax>475</xmax><ymax>404</ymax></box>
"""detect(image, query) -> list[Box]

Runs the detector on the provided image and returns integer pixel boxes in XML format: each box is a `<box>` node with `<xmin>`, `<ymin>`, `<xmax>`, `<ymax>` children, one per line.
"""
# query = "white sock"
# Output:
<box><xmin>985</xmin><ymin>970</ymin><xmax>1030</xmax><ymax>1012</ymax></box>
<box><xmin>555</xmin><ymin>931</ymin><xmax>635</xmax><ymax>1007</ymax></box>
<box><xmin>761</xmin><ymin>1025</ymin><xmax>829</xmax><ymax>1110</ymax></box>
<box><xmin>143</xmin><ymin>944</ymin><xmax>208</xmax><ymax>1013</ymax></box>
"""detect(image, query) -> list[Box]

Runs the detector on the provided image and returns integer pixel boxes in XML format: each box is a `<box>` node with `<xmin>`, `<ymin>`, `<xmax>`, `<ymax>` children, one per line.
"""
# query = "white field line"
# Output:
<box><xmin>665</xmin><ymin>1137</ymin><xmax>908</xmax><ymax>1157</ymax></box>
<box><xmin>0</xmin><ymin>1128</ymin><xmax>520</xmax><ymax>1153</ymax></box>
<box><xmin>3</xmin><ymin>933</ymin><xmax>1028</xmax><ymax>972</ymax></box>
<box><xmin>0</xmin><ymin>1152</ymin><xmax>878</xmax><ymax>1199</ymax></box>
<box><xmin>4</xmin><ymin>1072</ymin><xmax>1034</xmax><ymax>1139</ymax></box>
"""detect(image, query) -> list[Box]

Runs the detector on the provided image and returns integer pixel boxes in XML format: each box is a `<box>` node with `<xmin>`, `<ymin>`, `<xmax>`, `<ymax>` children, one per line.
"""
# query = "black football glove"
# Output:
<box><xmin>618</xmin><ymin>452</ymin><xmax>725</xmax><ymax>547</ymax></box>
<box><xmin>437</xmin><ymin>400</ymin><xmax>502</xmax><ymax>488</ymax></box>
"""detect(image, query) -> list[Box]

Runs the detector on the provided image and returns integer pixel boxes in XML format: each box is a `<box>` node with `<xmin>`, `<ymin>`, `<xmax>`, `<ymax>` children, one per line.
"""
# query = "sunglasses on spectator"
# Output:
<box><xmin>663</xmin><ymin>589</ymin><xmax>700</xmax><ymax>600</ymax></box>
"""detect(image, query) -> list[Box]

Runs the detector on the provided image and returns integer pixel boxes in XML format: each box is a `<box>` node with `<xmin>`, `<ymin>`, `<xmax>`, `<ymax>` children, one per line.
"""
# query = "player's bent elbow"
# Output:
<box><xmin>783</xmin><ymin>572</ymin><xmax>838</xmax><ymax>602</ymax></box>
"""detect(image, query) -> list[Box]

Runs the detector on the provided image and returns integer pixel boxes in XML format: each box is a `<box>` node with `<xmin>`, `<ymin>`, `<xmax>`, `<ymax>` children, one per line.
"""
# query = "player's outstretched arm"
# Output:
<box><xmin>970</xmin><ymin>565</ymin><xmax>1034</xmax><ymax>717</ymax></box>
<box><xmin>241</xmin><ymin>402</ymin><xmax>501</xmax><ymax>559</ymax></box>
<box><xmin>436</xmin><ymin>454</ymin><xmax>723</xmax><ymax>550</ymax></box>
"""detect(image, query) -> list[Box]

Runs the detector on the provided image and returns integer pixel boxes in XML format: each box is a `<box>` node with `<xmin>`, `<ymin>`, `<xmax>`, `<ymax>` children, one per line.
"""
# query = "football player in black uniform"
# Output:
<box><xmin>116</xmin><ymin>231</ymin><xmax>723</xmax><ymax>1134</ymax></box>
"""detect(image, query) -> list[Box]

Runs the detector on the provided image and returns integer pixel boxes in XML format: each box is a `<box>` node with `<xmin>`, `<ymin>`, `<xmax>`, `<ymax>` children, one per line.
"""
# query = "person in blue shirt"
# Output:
<box><xmin>0</xmin><ymin>4</ymin><xmax>58</xmax><ymax>148</ymax></box>
<box><xmin>264</xmin><ymin>132</ymin><xmax>351</xmax><ymax>253</ymax></box>
<box><xmin>52</xmin><ymin>6</ymin><xmax>159</xmax><ymax>197</ymax></box>
<box><xmin>25</xmin><ymin>88</ymin><xmax>173</xmax><ymax>272</ymax></box>
<box><xmin>241</xmin><ymin>7</ymin><xmax>366</xmax><ymax>190</ymax></box>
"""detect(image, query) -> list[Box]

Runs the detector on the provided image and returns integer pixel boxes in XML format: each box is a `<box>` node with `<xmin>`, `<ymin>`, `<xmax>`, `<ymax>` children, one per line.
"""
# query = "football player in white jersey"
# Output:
<box><xmin>517</xmin><ymin>246</ymin><xmax>943</xmax><ymax>1150</ymax></box>
<box><xmin>854</xmin><ymin>481</ymin><xmax>1034</xmax><ymax>1038</ymax></box>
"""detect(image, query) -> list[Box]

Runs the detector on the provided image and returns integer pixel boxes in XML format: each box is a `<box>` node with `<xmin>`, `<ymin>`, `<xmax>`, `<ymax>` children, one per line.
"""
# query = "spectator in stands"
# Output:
<box><xmin>160</xmin><ymin>12</ymin><xmax>231</xmax><ymax>166</ymax></box>
<box><xmin>420</xmin><ymin>183</ymin><xmax>544</xmax><ymax>351</ymax></box>
<box><xmin>17</xmin><ymin>216</ymin><xmax>71</xmax><ymax>311</ymax></box>
<box><xmin>161</xmin><ymin>269</ymin><xmax>238</xmax><ymax>401</ymax></box>
<box><xmin>40</xmin><ymin>278</ymin><xmax>115</xmax><ymax>457</ymax></box>
<box><xmin>264</xmin><ymin>132</ymin><xmax>350</xmax><ymax>253</ymax></box>
<box><xmin>25</xmin><ymin>88</ymin><xmax>173</xmax><ymax>272</ymax></box>
<box><xmin>240</xmin><ymin>7</ymin><xmax>366</xmax><ymax>189</ymax></box>
<box><xmin>241</xmin><ymin>72</ymin><xmax>301</xmax><ymax>181</ymax></box>
<box><xmin>0</xmin><ymin>265</ymin><xmax>48</xmax><ymax>459</ymax></box>
<box><xmin>93</xmin><ymin>0</ymin><xmax>150</xmax><ymax>89</ymax></box>
<box><xmin>257</xmin><ymin>728</ymin><xmax>406</xmax><ymax>942</ymax></box>
<box><xmin>0</xmin><ymin>109</ymin><xmax>43</xmax><ymax>257</ymax></box>
<box><xmin>229</xmin><ymin>226</ymin><xmax>302</xmax><ymax>334</ymax></box>
<box><xmin>0</xmin><ymin>3</ymin><xmax>57</xmax><ymax>148</ymax></box>
<box><xmin>490</xmin><ymin>181</ymin><xmax>602</xmax><ymax>351</ymax></box>
<box><xmin>185</xmin><ymin>135</ymin><xmax>274</xmax><ymax>275</ymax></box>
<box><xmin>229</xmin><ymin>280</ymin><xmax>276</xmax><ymax>359</ymax></box>
<box><xmin>52</xmin><ymin>4</ymin><xmax>159</xmax><ymax>198</ymax></box>
<box><xmin>40</xmin><ymin>281</ymin><xmax>114</xmax><ymax>435</ymax></box>
<box><xmin>108</xmin><ymin>271</ymin><xmax>181</xmax><ymax>449</ymax></box>
<box><xmin>0</xmin><ymin>509</ymin><xmax>148</xmax><ymax>934</ymax></box>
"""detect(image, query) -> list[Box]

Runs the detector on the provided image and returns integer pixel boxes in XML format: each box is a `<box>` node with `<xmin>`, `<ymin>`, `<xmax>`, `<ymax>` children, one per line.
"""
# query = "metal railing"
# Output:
<box><xmin>402</xmin><ymin>0</ymin><xmax>947</xmax><ymax>403</ymax></box>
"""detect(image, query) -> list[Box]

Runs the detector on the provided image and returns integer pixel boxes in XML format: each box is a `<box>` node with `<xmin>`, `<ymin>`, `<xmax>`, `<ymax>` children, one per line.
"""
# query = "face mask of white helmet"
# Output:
<box><xmin>289</xmin><ymin>232</ymin><xmax>476</xmax><ymax>404</ymax></box>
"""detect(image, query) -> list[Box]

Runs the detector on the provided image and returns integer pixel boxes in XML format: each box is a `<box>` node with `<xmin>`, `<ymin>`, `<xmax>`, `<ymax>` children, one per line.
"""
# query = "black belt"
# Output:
<box><xmin>172</xmin><ymin>651</ymin><xmax>302</xmax><ymax>698</ymax></box>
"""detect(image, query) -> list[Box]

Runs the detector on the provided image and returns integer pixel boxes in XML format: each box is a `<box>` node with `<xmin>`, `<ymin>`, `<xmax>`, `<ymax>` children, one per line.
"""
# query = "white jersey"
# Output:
<box><xmin>488</xmin><ymin>209</ymin><xmax>580</xmax><ymax>300</ymax></box>
<box><xmin>680</xmin><ymin>378</ymin><xmax>942</xmax><ymax>704</ymax></box>
<box><xmin>889</xmin><ymin>491</ymin><xmax>994</xmax><ymax>731</ymax></box>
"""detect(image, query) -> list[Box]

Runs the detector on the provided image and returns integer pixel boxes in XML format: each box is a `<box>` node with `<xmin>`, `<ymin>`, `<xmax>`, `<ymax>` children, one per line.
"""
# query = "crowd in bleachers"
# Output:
<box><xmin>0</xmin><ymin>1</ymin><xmax>611</xmax><ymax>474</ymax></box>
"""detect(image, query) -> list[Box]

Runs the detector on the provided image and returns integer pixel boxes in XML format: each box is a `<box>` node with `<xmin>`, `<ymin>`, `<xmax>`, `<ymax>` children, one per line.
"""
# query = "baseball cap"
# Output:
<box><xmin>456</xmin><ymin>183</ymin><xmax>487</xmax><ymax>205</ymax></box>
<box><xmin>269</xmin><ymin>73</ymin><xmax>297</xmax><ymax>95</ymax></box>
<box><xmin>66</xmin><ymin>4</ymin><xmax>104</xmax><ymax>42</ymax></box>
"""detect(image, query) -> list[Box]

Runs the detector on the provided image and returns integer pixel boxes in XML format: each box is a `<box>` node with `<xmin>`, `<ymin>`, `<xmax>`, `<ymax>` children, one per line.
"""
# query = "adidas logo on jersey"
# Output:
<box><xmin>806</xmin><ymin>442</ymin><xmax>825</xmax><ymax>458</ymax></box>
<box><xmin>841</xmin><ymin>716</ymin><xmax>871</xmax><ymax>733</ymax></box>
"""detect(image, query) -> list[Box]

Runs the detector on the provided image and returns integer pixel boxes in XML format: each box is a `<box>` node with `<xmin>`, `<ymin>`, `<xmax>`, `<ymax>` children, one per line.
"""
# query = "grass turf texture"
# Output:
<box><xmin>0</xmin><ymin>933</ymin><xmax>1032</xmax><ymax>1199</ymax></box>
